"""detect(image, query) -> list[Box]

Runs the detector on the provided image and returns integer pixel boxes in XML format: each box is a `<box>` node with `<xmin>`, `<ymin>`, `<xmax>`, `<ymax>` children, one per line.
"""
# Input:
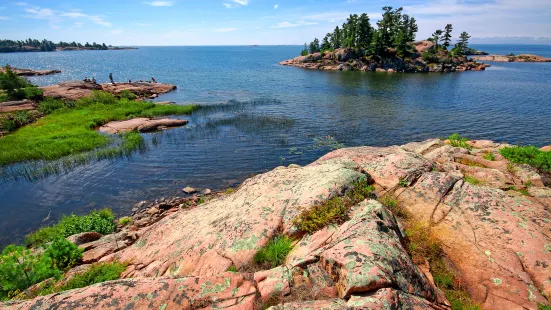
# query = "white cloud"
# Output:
<box><xmin>136</xmin><ymin>23</ymin><xmax>152</xmax><ymax>26</ymax></box>
<box><xmin>60</xmin><ymin>12</ymin><xmax>87</xmax><ymax>18</ymax></box>
<box><xmin>232</xmin><ymin>0</ymin><xmax>249</xmax><ymax>5</ymax></box>
<box><xmin>144</xmin><ymin>1</ymin><xmax>174</xmax><ymax>6</ymax></box>
<box><xmin>14</xmin><ymin>2</ymin><xmax>28</xmax><ymax>6</ymax></box>
<box><xmin>24</xmin><ymin>7</ymin><xmax>55</xmax><ymax>19</ymax></box>
<box><xmin>223</xmin><ymin>3</ymin><xmax>235</xmax><ymax>8</ymax></box>
<box><xmin>270</xmin><ymin>20</ymin><xmax>318</xmax><ymax>28</ymax></box>
<box><xmin>213</xmin><ymin>27</ymin><xmax>238</xmax><ymax>32</ymax></box>
<box><xmin>88</xmin><ymin>16</ymin><xmax>112</xmax><ymax>27</ymax></box>
<box><xmin>274</xmin><ymin>4</ymin><xmax>278</xmax><ymax>9</ymax></box>
<box><xmin>111</xmin><ymin>29</ymin><xmax>124</xmax><ymax>35</ymax></box>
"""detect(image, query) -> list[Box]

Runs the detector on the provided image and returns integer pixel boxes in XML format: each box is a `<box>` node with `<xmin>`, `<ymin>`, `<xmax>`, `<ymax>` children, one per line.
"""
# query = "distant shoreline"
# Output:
<box><xmin>0</xmin><ymin>47</ymin><xmax>138</xmax><ymax>53</ymax></box>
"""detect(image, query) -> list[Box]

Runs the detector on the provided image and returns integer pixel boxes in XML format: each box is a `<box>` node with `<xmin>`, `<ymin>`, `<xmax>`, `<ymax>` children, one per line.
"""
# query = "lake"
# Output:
<box><xmin>0</xmin><ymin>44</ymin><xmax>550</xmax><ymax>248</ymax></box>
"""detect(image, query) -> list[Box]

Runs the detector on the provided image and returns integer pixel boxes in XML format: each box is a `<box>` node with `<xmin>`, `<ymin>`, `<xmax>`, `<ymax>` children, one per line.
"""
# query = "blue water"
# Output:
<box><xmin>0</xmin><ymin>45</ymin><xmax>550</xmax><ymax>248</ymax></box>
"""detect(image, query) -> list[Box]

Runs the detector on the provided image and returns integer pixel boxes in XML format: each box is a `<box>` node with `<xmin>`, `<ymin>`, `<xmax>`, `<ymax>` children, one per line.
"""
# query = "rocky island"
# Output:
<box><xmin>0</xmin><ymin>66</ymin><xmax>61</xmax><ymax>76</ymax></box>
<box><xmin>280</xmin><ymin>8</ymin><xmax>489</xmax><ymax>73</ymax></box>
<box><xmin>0</xmin><ymin>39</ymin><xmax>136</xmax><ymax>53</ymax></box>
<box><xmin>472</xmin><ymin>54</ymin><xmax>551</xmax><ymax>62</ymax></box>
<box><xmin>2</xmin><ymin>136</ymin><xmax>550</xmax><ymax>309</ymax></box>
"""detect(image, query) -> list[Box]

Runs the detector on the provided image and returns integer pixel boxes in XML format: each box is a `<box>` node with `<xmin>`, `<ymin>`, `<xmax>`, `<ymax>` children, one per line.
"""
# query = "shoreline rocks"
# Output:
<box><xmin>98</xmin><ymin>118</ymin><xmax>189</xmax><ymax>134</ymax></box>
<box><xmin>5</xmin><ymin>138</ymin><xmax>551</xmax><ymax>309</ymax></box>
<box><xmin>472</xmin><ymin>54</ymin><xmax>551</xmax><ymax>62</ymax></box>
<box><xmin>280</xmin><ymin>41</ymin><xmax>490</xmax><ymax>73</ymax></box>
<box><xmin>40</xmin><ymin>81</ymin><xmax>177</xmax><ymax>101</ymax></box>
<box><xmin>1</xmin><ymin>66</ymin><xmax>61</xmax><ymax>76</ymax></box>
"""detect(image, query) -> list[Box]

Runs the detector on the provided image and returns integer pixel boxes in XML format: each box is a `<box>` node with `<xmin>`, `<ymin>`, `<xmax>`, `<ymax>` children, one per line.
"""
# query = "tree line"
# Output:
<box><xmin>0</xmin><ymin>39</ymin><xmax>109</xmax><ymax>53</ymax></box>
<box><xmin>301</xmin><ymin>6</ymin><xmax>471</xmax><ymax>57</ymax></box>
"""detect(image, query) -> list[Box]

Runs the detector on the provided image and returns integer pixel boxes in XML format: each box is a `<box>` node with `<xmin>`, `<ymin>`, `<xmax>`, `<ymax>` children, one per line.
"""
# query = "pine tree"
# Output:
<box><xmin>321</xmin><ymin>34</ymin><xmax>332</xmax><ymax>51</ymax></box>
<box><xmin>443</xmin><ymin>24</ymin><xmax>453</xmax><ymax>50</ymax></box>
<box><xmin>432</xmin><ymin>29</ymin><xmax>443</xmax><ymax>51</ymax></box>
<box><xmin>356</xmin><ymin>13</ymin><xmax>373</xmax><ymax>50</ymax></box>
<box><xmin>331</xmin><ymin>26</ymin><xmax>342</xmax><ymax>49</ymax></box>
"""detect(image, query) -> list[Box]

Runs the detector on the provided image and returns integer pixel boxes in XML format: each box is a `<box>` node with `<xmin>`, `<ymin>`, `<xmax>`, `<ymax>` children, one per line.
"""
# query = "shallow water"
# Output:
<box><xmin>0</xmin><ymin>44</ymin><xmax>550</xmax><ymax>248</ymax></box>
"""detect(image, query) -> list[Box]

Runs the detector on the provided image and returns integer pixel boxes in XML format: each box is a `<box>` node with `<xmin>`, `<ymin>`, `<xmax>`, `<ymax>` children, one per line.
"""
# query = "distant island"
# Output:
<box><xmin>472</xmin><ymin>54</ymin><xmax>551</xmax><ymax>62</ymax></box>
<box><xmin>0</xmin><ymin>39</ymin><xmax>137</xmax><ymax>53</ymax></box>
<box><xmin>280</xmin><ymin>7</ymin><xmax>489</xmax><ymax>73</ymax></box>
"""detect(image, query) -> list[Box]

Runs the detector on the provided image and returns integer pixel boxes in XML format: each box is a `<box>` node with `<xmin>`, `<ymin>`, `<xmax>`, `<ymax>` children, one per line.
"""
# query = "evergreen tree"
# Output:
<box><xmin>331</xmin><ymin>26</ymin><xmax>342</xmax><ymax>49</ymax></box>
<box><xmin>321</xmin><ymin>34</ymin><xmax>332</xmax><ymax>51</ymax></box>
<box><xmin>406</xmin><ymin>17</ymin><xmax>418</xmax><ymax>42</ymax></box>
<box><xmin>432</xmin><ymin>29</ymin><xmax>443</xmax><ymax>51</ymax></box>
<box><xmin>454</xmin><ymin>31</ymin><xmax>471</xmax><ymax>55</ymax></box>
<box><xmin>309</xmin><ymin>38</ymin><xmax>320</xmax><ymax>54</ymax></box>
<box><xmin>356</xmin><ymin>13</ymin><xmax>373</xmax><ymax>50</ymax></box>
<box><xmin>301</xmin><ymin>43</ymin><xmax>308</xmax><ymax>56</ymax></box>
<box><xmin>443</xmin><ymin>24</ymin><xmax>453</xmax><ymax>49</ymax></box>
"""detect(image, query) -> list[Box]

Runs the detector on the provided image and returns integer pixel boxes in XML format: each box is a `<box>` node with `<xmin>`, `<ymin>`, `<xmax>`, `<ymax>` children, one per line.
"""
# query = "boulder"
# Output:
<box><xmin>182</xmin><ymin>186</ymin><xmax>196</xmax><ymax>194</ymax></box>
<box><xmin>414</xmin><ymin>40</ymin><xmax>435</xmax><ymax>53</ymax></box>
<box><xmin>98</xmin><ymin>118</ymin><xmax>189</xmax><ymax>134</ymax></box>
<box><xmin>79</xmin><ymin>232</ymin><xmax>128</xmax><ymax>264</ymax></box>
<box><xmin>66</xmin><ymin>232</ymin><xmax>103</xmax><ymax>245</ymax></box>
<box><xmin>334</xmin><ymin>48</ymin><xmax>355</xmax><ymax>62</ymax></box>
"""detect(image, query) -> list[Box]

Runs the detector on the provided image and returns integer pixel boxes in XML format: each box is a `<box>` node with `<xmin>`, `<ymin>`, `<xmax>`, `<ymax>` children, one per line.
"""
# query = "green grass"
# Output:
<box><xmin>26</xmin><ymin>208</ymin><xmax>116</xmax><ymax>248</ymax></box>
<box><xmin>508</xmin><ymin>186</ymin><xmax>530</xmax><ymax>196</ymax></box>
<box><xmin>227</xmin><ymin>265</ymin><xmax>238</xmax><ymax>272</ymax></box>
<box><xmin>58</xmin><ymin>262</ymin><xmax>126</xmax><ymax>291</ymax></box>
<box><xmin>292</xmin><ymin>178</ymin><xmax>375</xmax><ymax>234</ymax></box>
<box><xmin>539</xmin><ymin>303</ymin><xmax>551</xmax><ymax>310</ymax></box>
<box><xmin>500</xmin><ymin>146</ymin><xmax>551</xmax><ymax>173</ymax></box>
<box><xmin>0</xmin><ymin>91</ymin><xmax>197</xmax><ymax>166</ymax></box>
<box><xmin>117</xmin><ymin>217</ymin><xmax>133</xmax><ymax>227</ymax></box>
<box><xmin>253</xmin><ymin>236</ymin><xmax>293</xmax><ymax>268</ymax></box>
<box><xmin>464</xmin><ymin>175</ymin><xmax>483</xmax><ymax>186</ymax></box>
<box><xmin>483</xmin><ymin>152</ymin><xmax>496</xmax><ymax>161</ymax></box>
<box><xmin>449</xmin><ymin>133</ymin><xmax>473</xmax><ymax>151</ymax></box>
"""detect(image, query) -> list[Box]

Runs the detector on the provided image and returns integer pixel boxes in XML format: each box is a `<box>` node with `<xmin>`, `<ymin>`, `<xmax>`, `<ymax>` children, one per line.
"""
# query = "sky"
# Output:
<box><xmin>0</xmin><ymin>0</ymin><xmax>550</xmax><ymax>46</ymax></box>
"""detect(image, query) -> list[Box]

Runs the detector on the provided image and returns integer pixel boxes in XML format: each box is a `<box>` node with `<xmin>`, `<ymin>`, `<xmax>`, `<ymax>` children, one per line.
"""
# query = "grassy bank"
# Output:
<box><xmin>0</xmin><ymin>91</ymin><xmax>197</xmax><ymax>166</ymax></box>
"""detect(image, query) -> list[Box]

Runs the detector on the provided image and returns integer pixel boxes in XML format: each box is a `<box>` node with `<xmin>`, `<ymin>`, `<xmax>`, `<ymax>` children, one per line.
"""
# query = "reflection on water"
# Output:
<box><xmin>0</xmin><ymin>45</ymin><xmax>551</xmax><ymax>248</ymax></box>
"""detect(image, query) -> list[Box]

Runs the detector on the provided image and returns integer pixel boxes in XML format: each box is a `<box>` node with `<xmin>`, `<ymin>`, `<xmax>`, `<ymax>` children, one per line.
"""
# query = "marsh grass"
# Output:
<box><xmin>0</xmin><ymin>91</ymin><xmax>197</xmax><ymax>166</ymax></box>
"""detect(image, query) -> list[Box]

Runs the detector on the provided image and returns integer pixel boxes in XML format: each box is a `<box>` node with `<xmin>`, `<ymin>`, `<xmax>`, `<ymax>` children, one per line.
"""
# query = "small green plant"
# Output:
<box><xmin>227</xmin><ymin>265</ymin><xmax>238</xmax><ymax>272</ymax></box>
<box><xmin>482</xmin><ymin>152</ymin><xmax>496</xmax><ymax>161</ymax></box>
<box><xmin>43</xmin><ymin>238</ymin><xmax>83</xmax><ymax>271</ymax></box>
<box><xmin>38</xmin><ymin>97</ymin><xmax>66</xmax><ymax>115</ymax></box>
<box><xmin>293</xmin><ymin>178</ymin><xmax>374</xmax><ymax>234</ymax></box>
<box><xmin>538</xmin><ymin>303</ymin><xmax>551</xmax><ymax>310</ymax></box>
<box><xmin>57</xmin><ymin>262</ymin><xmax>127</xmax><ymax>292</ymax></box>
<box><xmin>448</xmin><ymin>133</ymin><xmax>472</xmax><ymax>150</ymax></box>
<box><xmin>464</xmin><ymin>175</ymin><xmax>482</xmax><ymax>185</ymax></box>
<box><xmin>119</xmin><ymin>90</ymin><xmax>137</xmax><ymax>100</ymax></box>
<box><xmin>253</xmin><ymin>236</ymin><xmax>293</xmax><ymax>268</ymax></box>
<box><xmin>117</xmin><ymin>216</ymin><xmax>133</xmax><ymax>227</ymax></box>
<box><xmin>500</xmin><ymin>146</ymin><xmax>551</xmax><ymax>173</ymax></box>
<box><xmin>197</xmin><ymin>196</ymin><xmax>205</xmax><ymax>204</ymax></box>
<box><xmin>225</xmin><ymin>188</ymin><xmax>235</xmax><ymax>195</ymax></box>
<box><xmin>379</xmin><ymin>195</ymin><xmax>408</xmax><ymax>219</ymax></box>
<box><xmin>26</xmin><ymin>208</ymin><xmax>116</xmax><ymax>247</ymax></box>
<box><xmin>399</xmin><ymin>179</ymin><xmax>408</xmax><ymax>187</ymax></box>
<box><xmin>508</xmin><ymin>186</ymin><xmax>529</xmax><ymax>196</ymax></box>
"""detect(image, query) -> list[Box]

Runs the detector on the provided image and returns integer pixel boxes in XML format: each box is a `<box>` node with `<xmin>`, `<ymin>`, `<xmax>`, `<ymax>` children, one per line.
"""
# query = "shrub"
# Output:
<box><xmin>483</xmin><ymin>152</ymin><xmax>496</xmax><ymax>161</ymax></box>
<box><xmin>119</xmin><ymin>90</ymin><xmax>137</xmax><ymax>100</ymax></box>
<box><xmin>253</xmin><ymin>236</ymin><xmax>293</xmax><ymax>268</ymax></box>
<box><xmin>500</xmin><ymin>146</ymin><xmax>551</xmax><ymax>173</ymax></box>
<box><xmin>26</xmin><ymin>209</ymin><xmax>116</xmax><ymax>247</ymax></box>
<box><xmin>38</xmin><ymin>98</ymin><xmax>66</xmax><ymax>114</ymax></box>
<box><xmin>76</xmin><ymin>90</ymin><xmax>118</xmax><ymax>107</ymax></box>
<box><xmin>57</xmin><ymin>262</ymin><xmax>127</xmax><ymax>292</ymax></box>
<box><xmin>0</xmin><ymin>67</ymin><xmax>32</xmax><ymax>96</ymax></box>
<box><xmin>227</xmin><ymin>265</ymin><xmax>238</xmax><ymax>272</ymax></box>
<box><xmin>0</xmin><ymin>245</ymin><xmax>61</xmax><ymax>299</ymax></box>
<box><xmin>43</xmin><ymin>238</ymin><xmax>83</xmax><ymax>271</ymax></box>
<box><xmin>379</xmin><ymin>195</ymin><xmax>408</xmax><ymax>219</ymax></box>
<box><xmin>449</xmin><ymin>133</ymin><xmax>472</xmax><ymax>150</ymax></box>
<box><xmin>422</xmin><ymin>51</ymin><xmax>439</xmax><ymax>63</ymax></box>
<box><xmin>11</xmin><ymin>87</ymin><xmax>43</xmax><ymax>101</ymax></box>
<box><xmin>293</xmin><ymin>178</ymin><xmax>375</xmax><ymax>234</ymax></box>
<box><xmin>117</xmin><ymin>217</ymin><xmax>132</xmax><ymax>226</ymax></box>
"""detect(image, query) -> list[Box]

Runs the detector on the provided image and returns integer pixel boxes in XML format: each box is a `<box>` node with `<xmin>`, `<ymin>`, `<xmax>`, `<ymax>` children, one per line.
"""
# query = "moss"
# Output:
<box><xmin>117</xmin><ymin>217</ymin><xmax>133</xmax><ymax>226</ymax></box>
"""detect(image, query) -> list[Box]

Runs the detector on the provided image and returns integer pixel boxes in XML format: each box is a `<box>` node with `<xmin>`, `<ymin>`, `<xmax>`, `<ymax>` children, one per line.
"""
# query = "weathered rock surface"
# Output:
<box><xmin>1</xmin><ymin>66</ymin><xmax>61</xmax><ymax>76</ymax></box>
<box><xmin>6</xmin><ymin>138</ymin><xmax>551</xmax><ymax>309</ymax></box>
<box><xmin>280</xmin><ymin>42</ymin><xmax>489</xmax><ymax>73</ymax></box>
<box><xmin>98</xmin><ymin>117</ymin><xmax>189</xmax><ymax>134</ymax></box>
<box><xmin>66</xmin><ymin>232</ymin><xmax>103</xmax><ymax>245</ymax></box>
<box><xmin>40</xmin><ymin>81</ymin><xmax>176</xmax><ymax>101</ymax></box>
<box><xmin>0</xmin><ymin>100</ymin><xmax>36</xmax><ymax>113</ymax></box>
<box><xmin>472</xmin><ymin>54</ymin><xmax>551</xmax><ymax>62</ymax></box>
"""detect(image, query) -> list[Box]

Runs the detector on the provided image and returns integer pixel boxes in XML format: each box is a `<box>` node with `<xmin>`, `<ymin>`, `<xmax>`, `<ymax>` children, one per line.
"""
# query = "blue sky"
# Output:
<box><xmin>1</xmin><ymin>0</ymin><xmax>550</xmax><ymax>45</ymax></box>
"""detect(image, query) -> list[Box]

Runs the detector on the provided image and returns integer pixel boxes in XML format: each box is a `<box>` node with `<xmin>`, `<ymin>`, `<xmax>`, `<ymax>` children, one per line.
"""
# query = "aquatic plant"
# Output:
<box><xmin>0</xmin><ymin>91</ymin><xmax>197</xmax><ymax>166</ymax></box>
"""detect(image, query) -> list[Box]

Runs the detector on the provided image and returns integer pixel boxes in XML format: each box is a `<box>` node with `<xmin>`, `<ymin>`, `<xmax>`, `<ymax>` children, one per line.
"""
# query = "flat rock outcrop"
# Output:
<box><xmin>40</xmin><ymin>81</ymin><xmax>176</xmax><ymax>101</ymax></box>
<box><xmin>99</xmin><ymin>118</ymin><xmax>189</xmax><ymax>134</ymax></box>
<box><xmin>280</xmin><ymin>42</ymin><xmax>489</xmax><ymax>73</ymax></box>
<box><xmin>0</xmin><ymin>100</ymin><xmax>36</xmax><ymax>113</ymax></box>
<box><xmin>5</xmin><ymin>139</ymin><xmax>551</xmax><ymax>309</ymax></box>
<box><xmin>0</xmin><ymin>66</ymin><xmax>61</xmax><ymax>76</ymax></box>
<box><xmin>472</xmin><ymin>54</ymin><xmax>551</xmax><ymax>62</ymax></box>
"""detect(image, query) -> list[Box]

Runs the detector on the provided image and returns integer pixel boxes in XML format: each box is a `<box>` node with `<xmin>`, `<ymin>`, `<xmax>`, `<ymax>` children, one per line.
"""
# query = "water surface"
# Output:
<box><xmin>1</xmin><ymin>45</ymin><xmax>550</xmax><ymax>248</ymax></box>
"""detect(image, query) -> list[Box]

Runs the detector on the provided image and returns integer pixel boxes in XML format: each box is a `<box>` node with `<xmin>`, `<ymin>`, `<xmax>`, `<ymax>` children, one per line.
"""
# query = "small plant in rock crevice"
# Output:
<box><xmin>292</xmin><ymin>178</ymin><xmax>375</xmax><ymax>234</ymax></box>
<box><xmin>253</xmin><ymin>235</ymin><xmax>293</xmax><ymax>268</ymax></box>
<box><xmin>483</xmin><ymin>152</ymin><xmax>496</xmax><ymax>161</ymax></box>
<box><xmin>448</xmin><ymin>133</ymin><xmax>472</xmax><ymax>151</ymax></box>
